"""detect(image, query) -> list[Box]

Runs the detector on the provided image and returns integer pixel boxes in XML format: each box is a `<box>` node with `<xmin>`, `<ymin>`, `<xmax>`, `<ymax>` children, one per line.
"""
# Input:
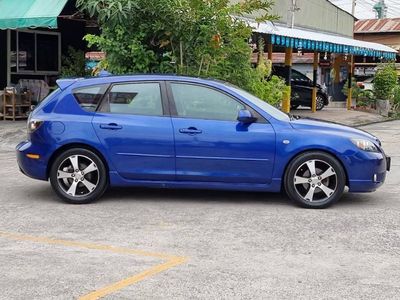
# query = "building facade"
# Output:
<box><xmin>354</xmin><ymin>18</ymin><xmax>400</xmax><ymax>76</ymax></box>
<box><xmin>237</xmin><ymin>0</ymin><xmax>397</xmax><ymax>105</ymax></box>
<box><xmin>0</xmin><ymin>0</ymin><xmax>88</xmax><ymax>91</ymax></box>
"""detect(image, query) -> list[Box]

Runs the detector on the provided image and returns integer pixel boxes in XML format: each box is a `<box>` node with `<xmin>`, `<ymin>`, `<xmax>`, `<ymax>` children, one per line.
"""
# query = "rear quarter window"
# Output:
<box><xmin>73</xmin><ymin>85</ymin><xmax>108</xmax><ymax>112</ymax></box>
<box><xmin>33</xmin><ymin>88</ymin><xmax>61</xmax><ymax>113</ymax></box>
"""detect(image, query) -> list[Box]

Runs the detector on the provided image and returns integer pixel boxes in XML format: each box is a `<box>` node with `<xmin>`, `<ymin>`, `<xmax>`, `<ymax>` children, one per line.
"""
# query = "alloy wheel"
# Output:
<box><xmin>293</xmin><ymin>159</ymin><xmax>337</xmax><ymax>203</ymax></box>
<box><xmin>56</xmin><ymin>155</ymin><xmax>100</xmax><ymax>198</ymax></box>
<box><xmin>316</xmin><ymin>96</ymin><xmax>325</xmax><ymax>110</ymax></box>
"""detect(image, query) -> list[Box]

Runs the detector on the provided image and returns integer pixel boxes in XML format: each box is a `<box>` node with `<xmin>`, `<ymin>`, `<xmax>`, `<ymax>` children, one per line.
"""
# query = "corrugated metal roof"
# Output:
<box><xmin>355</xmin><ymin>18</ymin><xmax>400</xmax><ymax>33</ymax></box>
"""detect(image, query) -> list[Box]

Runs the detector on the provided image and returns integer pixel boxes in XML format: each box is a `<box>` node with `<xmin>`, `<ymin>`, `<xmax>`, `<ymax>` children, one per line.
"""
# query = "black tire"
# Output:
<box><xmin>49</xmin><ymin>148</ymin><xmax>108</xmax><ymax>204</ymax></box>
<box><xmin>316</xmin><ymin>94</ymin><xmax>326</xmax><ymax>111</ymax></box>
<box><xmin>284</xmin><ymin>151</ymin><xmax>346</xmax><ymax>209</ymax></box>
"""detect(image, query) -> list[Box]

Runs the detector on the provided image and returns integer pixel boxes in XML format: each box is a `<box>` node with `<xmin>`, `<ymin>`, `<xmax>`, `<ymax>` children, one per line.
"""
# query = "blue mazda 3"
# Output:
<box><xmin>16</xmin><ymin>75</ymin><xmax>390</xmax><ymax>208</ymax></box>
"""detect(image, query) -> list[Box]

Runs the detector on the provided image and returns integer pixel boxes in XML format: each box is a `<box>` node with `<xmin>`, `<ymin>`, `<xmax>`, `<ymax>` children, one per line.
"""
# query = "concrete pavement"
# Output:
<box><xmin>293</xmin><ymin>107</ymin><xmax>388</xmax><ymax>127</ymax></box>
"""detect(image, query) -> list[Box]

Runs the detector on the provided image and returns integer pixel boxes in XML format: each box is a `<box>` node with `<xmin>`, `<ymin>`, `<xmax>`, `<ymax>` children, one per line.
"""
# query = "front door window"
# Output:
<box><xmin>170</xmin><ymin>83</ymin><xmax>244</xmax><ymax>121</ymax></box>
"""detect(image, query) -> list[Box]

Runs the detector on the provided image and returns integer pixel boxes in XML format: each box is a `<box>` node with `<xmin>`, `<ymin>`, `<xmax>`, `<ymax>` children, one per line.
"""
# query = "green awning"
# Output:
<box><xmin>0</xmin><ymin>0</ymin><xmax>69</xmax><ymax>30</ymax></box>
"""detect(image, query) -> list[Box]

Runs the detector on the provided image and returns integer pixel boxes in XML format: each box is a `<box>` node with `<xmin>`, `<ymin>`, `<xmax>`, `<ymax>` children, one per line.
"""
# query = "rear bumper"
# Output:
<box><xmin>16</xmin><ymin>140</ymin><xmax>48</xmax><ymax>181</ymax></box>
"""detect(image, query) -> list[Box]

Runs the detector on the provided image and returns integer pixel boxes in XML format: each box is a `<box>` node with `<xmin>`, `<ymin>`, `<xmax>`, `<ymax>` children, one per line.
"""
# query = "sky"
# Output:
<box><xmin>329</xmin><ymin>0</ymin><xmax>400</xmax><ymax>19</ymax></box>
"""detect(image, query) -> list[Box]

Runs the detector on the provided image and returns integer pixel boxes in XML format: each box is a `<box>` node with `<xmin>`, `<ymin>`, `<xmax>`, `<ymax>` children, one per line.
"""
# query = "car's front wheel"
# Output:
<box><xmin>49</xmin><ymin>148</ymin><xmax>108</xmax><ymax>204</ymax></box>
<box><xmin>284</xmin><ymin>151</ymin><xmax>346</xmax><ymax>208</ymax></box>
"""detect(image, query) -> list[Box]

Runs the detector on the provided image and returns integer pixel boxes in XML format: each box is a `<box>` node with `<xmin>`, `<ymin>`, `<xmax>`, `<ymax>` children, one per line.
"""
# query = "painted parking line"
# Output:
<box><xmin>0</xmin><ymin>231</ymin><xmax>187</xmax><ymax>299</ymax></box>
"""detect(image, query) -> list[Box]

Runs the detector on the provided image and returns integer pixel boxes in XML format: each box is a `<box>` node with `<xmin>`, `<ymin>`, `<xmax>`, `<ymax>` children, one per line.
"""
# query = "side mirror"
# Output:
<box><xmin>237</xmin><ymin>109</ymin><xmax>256</xmax><ymax>124</ymax></box>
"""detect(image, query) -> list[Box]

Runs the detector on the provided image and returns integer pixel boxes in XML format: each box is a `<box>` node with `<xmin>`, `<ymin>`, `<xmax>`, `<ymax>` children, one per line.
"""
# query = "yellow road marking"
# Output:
<box><xmin>0</xmin><ymin>231</ymin><xmax>177</xmax><ymax>259</ymax></box>
<box><xmin>79</xmin><ymin>257</ymin><xmax>186</xmax><ymax>300</ymax></box>
<box><xmin>0</xmin><ymin>231</ymin><xmax>187</xmax><ymax>299</ymax></box>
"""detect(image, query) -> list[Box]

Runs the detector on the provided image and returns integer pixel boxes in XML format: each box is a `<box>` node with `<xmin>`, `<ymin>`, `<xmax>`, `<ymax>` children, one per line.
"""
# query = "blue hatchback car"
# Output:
<box><xmin>17</xmin><ymin>75</ymin><xmax>390</xmax><ymax>208</ymax></box>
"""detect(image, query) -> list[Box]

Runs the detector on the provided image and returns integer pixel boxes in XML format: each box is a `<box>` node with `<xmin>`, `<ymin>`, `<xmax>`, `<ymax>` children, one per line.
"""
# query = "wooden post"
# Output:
<box><xmin>333</xmin><ymin>54</ymin><xmax>342</xmax><ymax>85</ymax></box>
<box><xmin>311</xmin><ymin>51</ymin><xmax>319</xmax><ymax>113</ymax></box>
<box><xmin>282</xmin><ymin>47</ymin><xmax>293</xmax><ymax>113</ymax></box>
<box><xmin>267</xmin><ymin>43</ymin><xmax>273</xmax><ymax>60</ymax></box>
<box><xmin>347</xmin><ymin>55</ymin><xmax>354</xmax><ymax>110</ymax></box>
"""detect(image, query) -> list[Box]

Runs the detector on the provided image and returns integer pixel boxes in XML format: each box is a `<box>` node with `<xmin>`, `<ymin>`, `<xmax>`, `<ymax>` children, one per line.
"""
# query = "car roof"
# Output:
<box><xmin>57</xmin><ymin>74</ymin><xmax>230</xmax><ymax>90</ymax></box>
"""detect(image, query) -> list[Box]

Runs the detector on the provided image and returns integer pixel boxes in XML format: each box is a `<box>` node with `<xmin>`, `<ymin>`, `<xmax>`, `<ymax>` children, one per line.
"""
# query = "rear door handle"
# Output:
<box><xmin>100</xmin><ymin>123</ymin><xmax>123</xmax><ymax>130</ymax></box>
<box><xmin>179</xmin><ymin>127</ymin><xmax>202</xmax><ymax>135</ymax></box>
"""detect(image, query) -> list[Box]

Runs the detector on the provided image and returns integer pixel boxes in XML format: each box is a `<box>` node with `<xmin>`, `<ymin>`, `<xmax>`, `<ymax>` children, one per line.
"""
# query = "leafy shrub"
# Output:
<box><xmin>244</xmin><ymin>39</ymin><xmax>286</xmax><ymax>106</ymax></box>
<box><xmin>61</xmin><ymin>47</ymin><xmax>91</xmax><ymax>78</ymax></box>
<box><xmin>393</xmin><ymin>85</ymin><xmax>400</xmax><ymax>106</ymax></box>
<box><xmin>357</xmin><ymin>90</ymin><xmax>375</xmax><ymax>108</ymax></box>
<box><xmin>392</xmin><ymin>85</ymin><xmax>400</xmax><ymax>114</ymax></box>
<box><xmin>373</xmin><ymin>64</ymin><xmax>398</xmax><ymax>100</ymax></box>
<box><xmin>77</xmin><ymin>0</ymin><xmax>282</xmax><ymax>105</ymax></box>
<box><xmin>342</xmin><ymin>77</ymin><xmax>363</xmax><ymax>99</ymax></box>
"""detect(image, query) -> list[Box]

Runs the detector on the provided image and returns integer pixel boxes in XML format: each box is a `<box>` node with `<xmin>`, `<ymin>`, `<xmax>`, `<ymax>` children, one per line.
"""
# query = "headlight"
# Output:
<box><xmin>27</xmin><ymin>119</ymin><xmax>43</xmax><ymax>133</ymax></box>
<box><xmin>351</xmin><ymin>139</ymin><xmax>379</xmax><ymax>152</ymax></box>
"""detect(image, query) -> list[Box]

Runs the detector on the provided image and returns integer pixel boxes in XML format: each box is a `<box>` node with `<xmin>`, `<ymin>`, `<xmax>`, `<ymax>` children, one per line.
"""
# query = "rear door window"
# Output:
<box><xmin>99</xmin><ymin>82</ymin><xmax>163</xmax><ymax>116</ymax></box>
<box><xmin>73</xmin><ymin>85</ymin><xmax>108</xmax><ymax>112</ymax></box>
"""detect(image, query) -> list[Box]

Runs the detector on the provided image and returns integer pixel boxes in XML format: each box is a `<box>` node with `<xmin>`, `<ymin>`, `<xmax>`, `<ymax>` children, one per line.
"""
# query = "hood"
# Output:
<box><xmin>290</xmin><ymin>117</ymin><xmax>379</xmax><ymax>142</ymax></box>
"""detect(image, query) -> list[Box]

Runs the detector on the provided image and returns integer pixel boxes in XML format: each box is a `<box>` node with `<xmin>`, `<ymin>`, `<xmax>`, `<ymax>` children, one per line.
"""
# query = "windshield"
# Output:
<box><xmin>228</xmin><ymin>86</ymin><xmax>290</xmax><ymax>122</ymax></box>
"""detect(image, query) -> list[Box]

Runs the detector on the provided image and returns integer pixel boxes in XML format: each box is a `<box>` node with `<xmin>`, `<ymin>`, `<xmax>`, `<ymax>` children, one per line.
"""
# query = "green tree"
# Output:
<box><xmin>77</xmin><ymin>0</ymin><xmax>283</xmax><ymax>103</ymax></box>
<box><xmin>373</xmin><ymin>63</ymin><xmax>398</xmax><ymax>100</ymax></box>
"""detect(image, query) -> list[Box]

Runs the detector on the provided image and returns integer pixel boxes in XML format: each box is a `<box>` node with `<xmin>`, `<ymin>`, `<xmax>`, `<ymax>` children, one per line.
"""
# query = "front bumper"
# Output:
<box><xmin>16</xmin><ymin>140</ymin><xmax>48</xmax><ymax>181</ymax></box>
<box><xmin>346</xmin><ymin>150</ymin><xmax>389</xmax><ymax>193</ymax></box>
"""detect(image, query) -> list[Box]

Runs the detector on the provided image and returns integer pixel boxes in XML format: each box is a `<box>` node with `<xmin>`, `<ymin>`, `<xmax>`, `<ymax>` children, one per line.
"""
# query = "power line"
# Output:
<box><xmin>331</xmin><ymin>0</ymin><xmax>400</xmax><ymax>18</ymax></box>
<box><xmin>361</xmin><ymin>0</ymin><xmax>400</xmax><ymax>17</ymax></box>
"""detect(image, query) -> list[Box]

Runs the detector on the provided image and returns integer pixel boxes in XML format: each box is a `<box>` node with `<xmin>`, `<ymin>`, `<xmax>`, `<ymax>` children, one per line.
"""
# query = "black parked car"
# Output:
<box><xmin>272</xmin><ymin>66</ymin><xmax>329</xmax><ymax>110</ymax></box>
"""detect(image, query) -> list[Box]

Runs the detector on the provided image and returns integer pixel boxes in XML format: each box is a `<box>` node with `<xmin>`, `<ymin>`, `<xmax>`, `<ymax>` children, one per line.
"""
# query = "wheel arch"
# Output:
<box><xmin>46</xmin><ymin>143</ymin><xmax>110</xmax><ymax>180</ymax></box>
<box><xmin>281</xmin><ymin>149</ymin><xmax>349</xmax><ymax>191</ymax></box>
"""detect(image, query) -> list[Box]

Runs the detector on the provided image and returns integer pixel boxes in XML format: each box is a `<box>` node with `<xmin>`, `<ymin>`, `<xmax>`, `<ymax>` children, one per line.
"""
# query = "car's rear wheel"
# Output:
<box><xmin>49</xmin><ymin>148</ymin><xmax>108</xmax><ymax>204</ymax></box>
<box><xmin>316</xmin><ymin>94</ymin><xmax>325</xmax><ymax>111</ymax></box>
<box><xmin>284</xmin><ymin>152</ymin><xmax>346</xmax><ymax>209</ymax></box>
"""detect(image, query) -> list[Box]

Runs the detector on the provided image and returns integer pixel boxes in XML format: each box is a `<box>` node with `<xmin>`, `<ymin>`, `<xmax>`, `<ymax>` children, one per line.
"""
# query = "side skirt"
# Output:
<box><xmin>109</xmin><ymin>171</ymin><xmax>282</xmax><ymax>193</ymax></box>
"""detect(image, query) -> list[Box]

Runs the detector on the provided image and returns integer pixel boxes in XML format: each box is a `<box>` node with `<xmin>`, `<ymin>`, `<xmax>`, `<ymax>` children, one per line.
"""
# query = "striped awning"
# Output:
<box><xmin>247</xmin><ymin>19</ymin><xmax>397</xmax><ymax>60</ymax></box>
<box><xmin>0</xmin><ymin>0</ymin><xmax>69</xmax><ymax>30</ymax></box>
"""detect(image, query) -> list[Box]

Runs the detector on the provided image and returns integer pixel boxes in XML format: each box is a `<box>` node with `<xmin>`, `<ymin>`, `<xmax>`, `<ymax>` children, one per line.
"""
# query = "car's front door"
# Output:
<box><xmin>168</xmin><ymin>82</ymin><xmax>276</xmax><ymax>184</ymax></box>
<box><xmin>92</xmin><ymin>81</ymin><xmax>175</xmax><ymax>180</ymax></box>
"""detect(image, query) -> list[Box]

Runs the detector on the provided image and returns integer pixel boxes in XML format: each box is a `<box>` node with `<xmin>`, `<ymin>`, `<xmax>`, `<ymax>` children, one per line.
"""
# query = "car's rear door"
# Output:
<box><xmin>167</xmin><ymin>81</ymin><xmax>276</xmax><ymax>184</ymax></box>
<box><xmin>92</xmin><ymin>81</ymin><xmax>175</xmax><ymax>180</ymax></box>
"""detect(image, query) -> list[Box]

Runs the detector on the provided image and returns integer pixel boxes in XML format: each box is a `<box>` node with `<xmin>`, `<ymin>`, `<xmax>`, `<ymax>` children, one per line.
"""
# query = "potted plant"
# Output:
<box><xmin>342</xmin><ymin>77</ymin><xmax>362</xmax><ymax>108</ymax></box>
<box><xmin>373</xmin><ymin>64</ymin><xmax>398</xmax><ymax>117</ymax></box>
<box><xmin>356</xmin><ymin>90</ymin><xmax>375</xmax><ymax>111</ymax></box>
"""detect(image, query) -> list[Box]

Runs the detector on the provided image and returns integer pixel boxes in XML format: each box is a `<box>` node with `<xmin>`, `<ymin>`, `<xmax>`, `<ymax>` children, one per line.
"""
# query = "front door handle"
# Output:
<box><xmin>179</xmin><ymin>127</ymin><xmax>202</xmax><ymax>135</ymax></box>
<box><xmin>100</xmin><ymin>123</ymin><xmax>123</xmax><ymax>130</ymax></box>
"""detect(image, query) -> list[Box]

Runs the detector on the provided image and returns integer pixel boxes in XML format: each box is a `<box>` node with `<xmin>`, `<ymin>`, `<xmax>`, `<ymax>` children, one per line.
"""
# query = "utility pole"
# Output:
<box><xmin>351</xmin><ymin>0</ymin><xmax>356</xmax><ymax>16</ymax></box>
<box><xmin>288</xmin><ymin>0</ymin><xmax>300</xmax><ymax>29</ymax></box>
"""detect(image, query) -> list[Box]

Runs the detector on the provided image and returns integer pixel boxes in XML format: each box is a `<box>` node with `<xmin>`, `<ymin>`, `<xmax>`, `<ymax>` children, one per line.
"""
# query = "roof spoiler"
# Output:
<box><xmin>56</xmin><ymin>78</ymin><xmax>83</xmax><ymax>90</ymax></box>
